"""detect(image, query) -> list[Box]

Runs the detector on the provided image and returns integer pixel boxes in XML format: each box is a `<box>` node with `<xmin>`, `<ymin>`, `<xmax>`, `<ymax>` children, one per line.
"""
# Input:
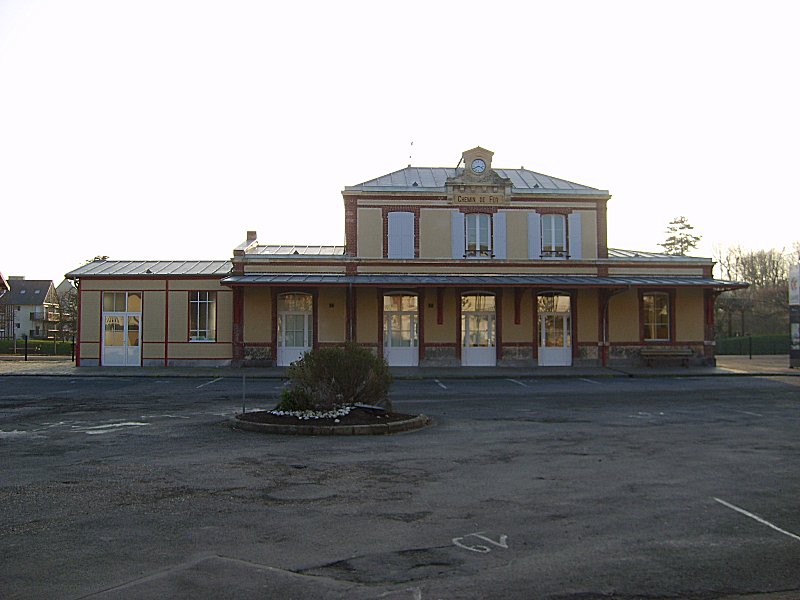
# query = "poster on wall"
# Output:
<box><xmin>790</xmin><ymin>264</ymin><xmax>800</xmax><ymax>306</ymax></box>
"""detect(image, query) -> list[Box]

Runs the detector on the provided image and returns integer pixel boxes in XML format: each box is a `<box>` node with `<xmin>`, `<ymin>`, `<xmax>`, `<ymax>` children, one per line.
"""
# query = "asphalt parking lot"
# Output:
<box><xmin>2</xmin><ymin>374</ymin><xmax>800</xmax><ymax>599</ymax></box>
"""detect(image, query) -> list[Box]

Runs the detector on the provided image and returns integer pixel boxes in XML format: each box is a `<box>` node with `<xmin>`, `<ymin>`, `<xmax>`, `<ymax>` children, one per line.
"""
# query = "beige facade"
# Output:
<box><xmin>67</xmin><ymin>147</ymin><xmax>745</xmax><ymax>368</ymax></box>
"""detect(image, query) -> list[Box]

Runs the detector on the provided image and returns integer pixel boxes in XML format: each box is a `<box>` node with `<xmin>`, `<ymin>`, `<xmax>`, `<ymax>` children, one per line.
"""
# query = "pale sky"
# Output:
<box><xmin>1</xmin><ymin>0</ymin><xmax>798</xmax><ymax>282</ymax></box>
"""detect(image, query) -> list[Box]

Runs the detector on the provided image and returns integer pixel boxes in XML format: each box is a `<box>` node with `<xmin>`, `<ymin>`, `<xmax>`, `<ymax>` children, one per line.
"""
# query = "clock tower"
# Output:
<box><xmin>446</xmin><ymin>146</ymin><xmax>512</xmax><ymax>206</ymax></box>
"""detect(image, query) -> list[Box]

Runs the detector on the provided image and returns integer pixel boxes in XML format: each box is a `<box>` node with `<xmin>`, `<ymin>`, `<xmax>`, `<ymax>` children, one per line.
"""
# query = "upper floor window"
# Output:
<box><xmin>541</xmin><ymin>214</ymin><xmax>566</xmax><ymax>258</ymax></box>
<box><xmin>642</xmin><ymin>292</ymin><xmax>670</xmax><ymax>341</ymax></box>
<box><xmin>190</xmin><ymin>291</ymin><xmax>216</xmax><ymax>341</ymax></box>
<box><xmin>387</xmin><ymin>211</ymin><xmax>415</xmax><ymax>259</ymax></box>
<box><xmin>465</xmin><ymin>213</ymin><xmax>492</xmax><ymax>258</ymax></box>
<box><xmin>452</xmin><ymin>211</ymin><xmax>506</xmax><ymax>259</ymax></box>
<box><xmin>529</xmin><ymin>212</ymin><xmax>583</xmax><ymax>260</ymax></box>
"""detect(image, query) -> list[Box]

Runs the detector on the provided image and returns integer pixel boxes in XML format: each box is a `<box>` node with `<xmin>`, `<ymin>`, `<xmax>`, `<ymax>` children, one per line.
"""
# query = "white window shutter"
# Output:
<box><xmin>451</xmin><ymin>211</ymin><xmax>465</xmax><ymax>259</ymax></box>
<box><xmin>493</xmin><ymin>212</ymin><xmax>507</xmax><ymax>259</ymax></box>
<box><xmin>568</xmin><ymin>212</ymin><xmax>582</xmax><ymax>259</ymax></box>
<box><xmin>528</xmin><ymin>212</ymin><xmax>542</xmax><ymax>259</ymax></box>
<box><xmin>388</xmin><ymin>212</ymin><xmax>414</xmax><ymax>259</ymax></box>
<box><xmin>400</xmin><ymin>212</ymin><xmax>414</xmax><ymax>258</ymax></box>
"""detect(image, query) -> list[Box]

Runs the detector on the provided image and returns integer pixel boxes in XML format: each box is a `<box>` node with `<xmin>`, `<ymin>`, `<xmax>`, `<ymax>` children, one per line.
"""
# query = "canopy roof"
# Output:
<box><xmin>221</xmin><ymin>273</ymin><xmax>746</xmax><ymax>290</ymax></box>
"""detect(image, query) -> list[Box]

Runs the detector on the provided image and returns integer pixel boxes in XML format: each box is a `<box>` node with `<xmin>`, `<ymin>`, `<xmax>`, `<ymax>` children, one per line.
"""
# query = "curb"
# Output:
<box><xmin>231</xmin><ymin>413</ymin><xmax>433</xmax><ymax>436</ymax></box>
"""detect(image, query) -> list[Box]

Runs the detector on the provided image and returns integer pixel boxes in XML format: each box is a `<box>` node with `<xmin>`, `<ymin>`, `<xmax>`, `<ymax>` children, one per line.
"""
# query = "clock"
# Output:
<box><xmin>471</xmin><ymin>158</ymin><xmax>486</xmax><ymax>174</ymax></box>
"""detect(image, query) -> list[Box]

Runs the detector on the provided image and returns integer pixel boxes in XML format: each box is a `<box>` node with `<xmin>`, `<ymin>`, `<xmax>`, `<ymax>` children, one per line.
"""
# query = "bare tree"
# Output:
<box><xmin>659</xmin><ymin>216</ymin><xmax>701</xmax><ymax>256</ymax></box>
<box><xmin>714</xmin><ymin>245</ymin><xmax>790</xmax><ymax>337</ymax></box>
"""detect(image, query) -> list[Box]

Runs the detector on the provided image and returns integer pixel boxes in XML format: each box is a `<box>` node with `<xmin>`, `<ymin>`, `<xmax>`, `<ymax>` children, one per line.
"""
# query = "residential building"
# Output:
<box><xmin>0</xmin><ymin>278</ymin><xmax>60</xmax><ymax>340</ymax></box>
<box><xmin>66</xmin><ymin>147</ymin><xmax>745</xmax><ymax>367</ymax></box>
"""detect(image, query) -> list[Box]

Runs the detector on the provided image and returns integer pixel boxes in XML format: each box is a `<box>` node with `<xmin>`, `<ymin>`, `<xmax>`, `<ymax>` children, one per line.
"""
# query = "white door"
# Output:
<box><xmin>277</xmin><ymin>312</ymin><xmax>312</xmax><ymax>366</ymax></box>
<box><xmin>102</xmin><ymin>292</ymin><xmax>141</xmax><ymax>367</ymax></box>
<box><xmin>538</xmin><ymin>312</ymin><xmax>572</xmax><ymax>366</ymax></box>
<box><xmin>383</xmin><ymin>295</ymin><xmax>419</xmax><ymax>366</ymax></box>
<box><xmin>462</xmin><ymin>294</ymin><xmax>496</xmax><ymax>367</ymax></box>
<box><xmin>277</xmin><ymin>293</ymin><xmax>313</xmax><ymax>366</ymax></box>
<box><xmin>462</xmin><ymin>313</ymin><xmax>496</xmax><ymax>366</ymax></box>
<box><xmin>384</xmin><ymin>313</ymin><xmax>418</xmax><ymax>366</ymax></box>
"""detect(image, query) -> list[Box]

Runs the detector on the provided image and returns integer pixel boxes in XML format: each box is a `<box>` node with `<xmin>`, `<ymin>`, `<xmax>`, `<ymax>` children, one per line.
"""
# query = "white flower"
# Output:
<box><xmin>269</xmin><ymin>405</ymin><xmax>354</xmax><ymax>420</ymax></box>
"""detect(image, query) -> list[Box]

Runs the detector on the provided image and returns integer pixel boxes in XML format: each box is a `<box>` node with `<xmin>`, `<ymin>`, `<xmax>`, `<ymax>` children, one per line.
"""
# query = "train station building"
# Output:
<box><xmin>66</xmin><ymin>147</ymin><xmax>745</xmax><ymax>368</ymax></box>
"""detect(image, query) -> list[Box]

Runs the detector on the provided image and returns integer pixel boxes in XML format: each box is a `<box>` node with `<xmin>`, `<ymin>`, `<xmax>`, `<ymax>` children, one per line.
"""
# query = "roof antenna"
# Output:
<box><xmin>408</xmin><ymin>141</ymin><xmax>413</xmax><ymax>167</ymax></box>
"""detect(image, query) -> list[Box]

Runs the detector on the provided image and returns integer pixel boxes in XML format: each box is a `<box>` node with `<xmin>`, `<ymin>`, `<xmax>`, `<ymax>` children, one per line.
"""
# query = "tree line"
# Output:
<box><xmin>713</xmin><ymin>243</ymin><xmax>799</xmax><ymax>337</ymax></box>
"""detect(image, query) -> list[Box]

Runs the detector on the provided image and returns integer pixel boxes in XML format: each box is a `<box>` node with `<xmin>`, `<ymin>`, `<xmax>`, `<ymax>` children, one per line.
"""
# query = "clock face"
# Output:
<box><xmin>471</xmin><ymin>158</ymin><xmax>486</xmax><ymax>174</ymax></box>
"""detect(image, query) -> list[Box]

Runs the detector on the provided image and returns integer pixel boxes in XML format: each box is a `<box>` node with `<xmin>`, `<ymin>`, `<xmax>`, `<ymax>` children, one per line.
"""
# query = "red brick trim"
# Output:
<box><xmin>232</xmin><ymin>287</ymin><xmax>244</xmax><ymax>362</ymax></box>
<box><xmin>164</xmin><ymin>281</ymin><xmax>169</xmax><ymax>367</ymax></box>
<box><xmin>376</xmin><ymin>288</ymin><xmax>383</xmax><ymax>359</ymax></box>
<box><xmin>571</xmin><ymin>292</ymin><xmax>579</xmax><ymax>360</ymax></box>
<box><xmin>343</xmin><ymin>195</ymin><xmax>358</xmax><ymax>256</ymax></box>
<box><xmin>458</xmin><ymin>206</ymin><xmax>498</xmax><ymax>215</ymax></box>
<box><xmin>535</xmin><ymin>207</ymin><xmax>572</xmax><ymax>215</ymax></box>
<box><xmin>76</xmin><ymin>283</ymin><xmax>82</xmax><ymax>366</ymax></box>
<box><xmin>381</xmin><ymin>207</ymin><xmax>421</xmax><ymax>258</ymax></box>
<box><xmin>418</xmin><ymin>289</ymin><xmax>425</xmax><ymax>362</ymax></box>
<box><xmin>597</xmin><ymin>265</ymin><xmax>609</xmax><ymax>277</ymax></box>
<box><xmin>596</xmin><ymin>200</ymin><xmax>608</xmax><ymax>258</ymax></box>
<box><xmin>496</xmin><ymin>288</ymin><xmax>503</xmax><ymax>362</ymax></box>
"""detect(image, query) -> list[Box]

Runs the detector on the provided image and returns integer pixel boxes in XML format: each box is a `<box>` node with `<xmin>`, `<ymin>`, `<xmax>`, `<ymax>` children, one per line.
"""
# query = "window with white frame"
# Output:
<box><xmin>541</xmin><ymin>214</ymin><xmax>566</xmax><ymax>258</ymax></box>
<box><xmin>465</xmin><ymin>213</ymin><xmax>492</xmax><ymax>258</ymax></box>
<box><xmin>189</xmin><ymin>291</ymin><xmax>216</xmax><ymax>341</ymax></box>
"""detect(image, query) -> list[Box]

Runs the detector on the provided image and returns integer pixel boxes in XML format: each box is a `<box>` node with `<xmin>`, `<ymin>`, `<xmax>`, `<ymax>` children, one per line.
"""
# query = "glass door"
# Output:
<box><xmin>537</xmin><ymin>294</ymin><xmax>571</xmax><ymax>366</ymax></box>
<box><xmin>383</xmin><ymin>295</ymin><xmax>418</xmax><ymax>366</ymax></box>
<box><xmin>277</xmin><ymin>294</ymin><xmax>313</xmax><ymax>366</ymax></box>
<box><xmin>461</xmin><ymin>294</ymin><xmax>496</xmax><ymax>366</ymax></box>
<box><xmin>102</xmin><ymin>292</ymin><xmax>141</xmax><ymax>367</ymax></box>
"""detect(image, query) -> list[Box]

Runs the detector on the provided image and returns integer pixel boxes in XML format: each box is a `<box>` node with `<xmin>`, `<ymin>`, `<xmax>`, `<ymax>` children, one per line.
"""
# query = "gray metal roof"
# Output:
<box><xmin>607</xmin><ymin>248</ymin><xmax>711</xmax><ymax>262</ymax></box>
<box><xmin>66</xmin><ymin>260</ymin><xmax>232</xmax><ymax>278</ymax></box>
<box><xmin>345</xmin><ymin>167</ymin><xmax>607</xmax><ymax>195</ymax></box>
<box><xmin>250</xmin><ymin>245</ymin><xmax>346</xmax><ymax>256</ymax></box>
<box><xmin>0</xmin><ymin>279</ymin><xmax>56</xmax><ymax>306</ymax></box>
<box><xmin>221</xmin><ymin>273</ymin><xmax>746</xmax><ymax>289</ymax></box>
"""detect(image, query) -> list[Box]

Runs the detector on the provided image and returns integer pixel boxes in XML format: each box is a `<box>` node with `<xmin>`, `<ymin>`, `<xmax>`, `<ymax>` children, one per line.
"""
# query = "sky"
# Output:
<box><xmin>1</xmin><ymin>0</ymin><xmax>798</xmax><ymax>282</ymax></box>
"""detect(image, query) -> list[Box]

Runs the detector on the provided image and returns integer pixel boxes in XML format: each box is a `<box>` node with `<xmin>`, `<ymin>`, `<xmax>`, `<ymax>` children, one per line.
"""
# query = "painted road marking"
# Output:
<box><xmin>732</xmin><ymin>409</ymin><xmax>763</xmax><ymax>417</ymax></box>
<box><xmin>579</xmin><ymin>378</ymin><xmax>601</xmax><ymax>385</ymax></box>
<box><xmin>434</xmin><ymin>379</ymin><xmax>447</xmax><ymax>390</ymax></box>
<box><xmin>506</xmin><ymin>378</ymin><xmax>527</xmax><ymax>387</ymax></box>
<box><xmin>75</xmin><ymin>422</ymin><xmax>150</xmax><ymax>435</ymax></box>
<box><xmin>714</xmin><ymin>497</ymin><xmax>800</xmax><ymax>543</ymax></box>
<box><xmin>196</xmin><ymin>377</ymin><xmax>223</xmax><ymax>389</ymax></box>
<box><xmin>453</xmin><ymin>532</ymin><xmax>509</xmax><ymax>553</ymax></box>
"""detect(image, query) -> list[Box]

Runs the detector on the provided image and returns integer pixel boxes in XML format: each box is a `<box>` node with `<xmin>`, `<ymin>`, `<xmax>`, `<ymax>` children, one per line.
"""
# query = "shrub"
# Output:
<box><xmin>274</xmin><ymin>387</ymin><xmax>315</xmax><ymax>412</ymax></box>
<box><xmin>282</xmin><ymin>343</ymin><xmax>393</xmax><ymax>412</ymax></box>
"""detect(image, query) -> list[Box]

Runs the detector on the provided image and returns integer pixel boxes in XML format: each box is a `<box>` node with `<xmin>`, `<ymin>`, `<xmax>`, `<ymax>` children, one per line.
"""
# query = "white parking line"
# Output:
<box><xmin>506</xmin><ymin>378</ymin><xmax>527</xmax><ymax>387</ymax></box>
<box><xmin>434</xmin><ymin>379</ymin><xmax>447</xmax><ymax>390</ymax></box>
<box><xmin>714</xmin><ymin>497</ymin><xmax>800</xmax><ymax>542</ymax></box>
<box><xmin>196</xmin><ymin>377</ymin><xmax>223</xmax><ymax>389</ymax></box>
<box><xmin>579</xmin><ymin>378</ymin><xmax>601</xmax><ymax>385</ymax></box>
<box><xmin>732</xmin><ymin>409</ymin><xmax>763</xmax><ymax>417</ymax></box>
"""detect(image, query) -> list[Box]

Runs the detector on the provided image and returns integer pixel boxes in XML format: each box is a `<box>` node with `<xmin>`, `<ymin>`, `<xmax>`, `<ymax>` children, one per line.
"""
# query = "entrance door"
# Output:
<box><xmin>537</xmin><ymin>294</ymin><xmax>572</xmax><ymax>366</ymax></box>
<box><xmin>461</xmin><ymin>294</ymin><xmax>496</xmax><ymax>366</ymax></box>
<box><xmin>277</xmin><ymin>293</ymin><xmax>313</xmax><ymax>366</ymax></box>
<box><xmin>383</xmin><ymin>295</ymin><xmax>418</xmax><ymax>366</ymax></box>
<box><xmin>102</xmin><ymin>292</ymin><xmax>141</xmax><ymax>367</ymax></box>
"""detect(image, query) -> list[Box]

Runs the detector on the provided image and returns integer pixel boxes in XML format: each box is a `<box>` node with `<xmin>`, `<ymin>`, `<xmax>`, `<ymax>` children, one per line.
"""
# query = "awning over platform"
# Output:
<box><xmin>221</xmin><ymin>273</ymin><xmax>747</xmax><ymax>290</ymax></box>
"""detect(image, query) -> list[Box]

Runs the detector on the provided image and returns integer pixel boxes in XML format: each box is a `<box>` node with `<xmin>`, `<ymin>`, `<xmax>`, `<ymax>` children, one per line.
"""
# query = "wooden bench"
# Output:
<box><xmin>639</xmin><ymin>347</ymin><xmax>694</xmax><ymax>367</ymax></box>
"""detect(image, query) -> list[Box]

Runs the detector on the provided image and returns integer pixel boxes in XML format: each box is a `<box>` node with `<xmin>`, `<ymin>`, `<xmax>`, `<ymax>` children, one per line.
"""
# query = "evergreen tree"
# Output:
<box><xmin>659</xmin><ymin>216</ymin><xmax>701</xmax><ymax>256</ymax></box>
